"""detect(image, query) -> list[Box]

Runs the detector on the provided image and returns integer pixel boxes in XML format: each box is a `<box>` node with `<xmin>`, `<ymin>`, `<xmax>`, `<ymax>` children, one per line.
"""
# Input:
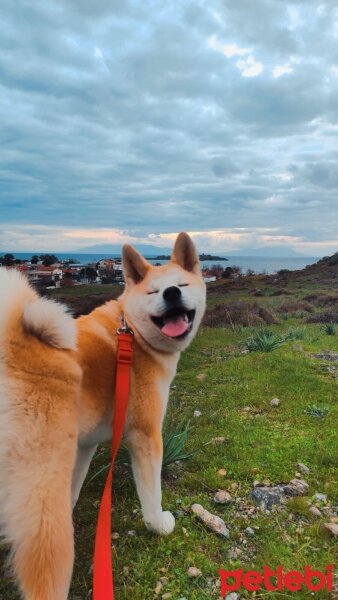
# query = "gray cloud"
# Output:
<box><xmin>0</xmin><ymin>0</ymin><xmax>338</xmax><ymax>253</ymax></box>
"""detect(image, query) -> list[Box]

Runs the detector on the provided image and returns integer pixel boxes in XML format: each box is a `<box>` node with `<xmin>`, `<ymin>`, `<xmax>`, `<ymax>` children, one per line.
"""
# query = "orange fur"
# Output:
<box><xmin>0</xmin><ymin>232</ymin><xmax>206</xmax><ymax>598</ymax></box>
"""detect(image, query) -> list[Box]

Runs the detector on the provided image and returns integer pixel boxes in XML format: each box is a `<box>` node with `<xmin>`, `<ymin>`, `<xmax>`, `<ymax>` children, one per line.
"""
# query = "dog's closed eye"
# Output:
<box><xmin>179</xmin><ymin>283</ymin><xmax>189</xmax><ymax>287</ymax></box>
<box><xmin>147</xmin><ymin>290</ymin><xmax>159</xmax><ymax>295</ymax></box>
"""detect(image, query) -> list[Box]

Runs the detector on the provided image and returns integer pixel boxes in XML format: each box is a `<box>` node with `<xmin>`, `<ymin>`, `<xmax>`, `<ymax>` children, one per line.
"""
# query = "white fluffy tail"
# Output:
<box><xmin>0</xmin><ymin>268</ymin><xmax>76</xmax><ymax>350</ymax></box>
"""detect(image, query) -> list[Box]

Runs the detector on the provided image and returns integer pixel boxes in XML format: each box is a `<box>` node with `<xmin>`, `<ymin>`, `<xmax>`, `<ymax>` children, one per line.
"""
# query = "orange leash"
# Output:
<box><xmin>93</xmin><ymin>324</ymin><xmax>134</xmax><ymax>600</ymax></box>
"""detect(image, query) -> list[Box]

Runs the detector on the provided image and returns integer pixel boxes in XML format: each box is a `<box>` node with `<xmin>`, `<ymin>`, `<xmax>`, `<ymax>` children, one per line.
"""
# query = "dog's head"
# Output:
<box><xmin>121</xmin><ymin>232</ymin><xmax>206</xmax><ymax>353</ymax></box>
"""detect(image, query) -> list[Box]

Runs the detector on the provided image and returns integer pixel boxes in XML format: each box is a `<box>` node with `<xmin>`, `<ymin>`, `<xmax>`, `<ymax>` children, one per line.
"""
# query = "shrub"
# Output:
<box><xmin>162</xmin><ymin>421</ymin><xmax>196</xmax><ymax>471</ymax></box>
<box><xmin>306</xmin><ymin>312</ymin><xmax>338</xmax><ymax>324</ymax></box>
<box><xmin>322</xmin><ymin>323</ymin><xmax>336</xmax><ymax>335</ymax></box>
<box><xmin>304</xmin><ymin>294</ymin><xmax>338</xmax><ymax>307</ymax></box>
<box><xmin>328</xmin><ymin>252</ymin><xmax>338</xmax><ymax>266</ymax></box>
<box><xmin>246</xmin><ymin>329</ymin><xmax>286</xmax><ymax>352</ymax></box>
<box><xmin>305</xmin><ymin>405</ymin><xmax>329</xmax><ymax>418</ymax></box>
<box><xmin>277</xmin><ymin>269</ymin><xmax>291</xmax><ymax>276</ymax></box>
<box><xmin>270</xmin><ymin>288</ymin><xmax>294</xmax><ymax>296</ymax></box>
<box><xmin>87</xmin><ymin>421</ymin><xmax>196</xmax><ymax>486</ymax></box>
<box><xmin>276</xmin><ymin>301</ymin><xmax>314</xmax><ymax>314</ymax></box>
<box><xmin>284</xmin><ymin>326</ymin><xmax>307</xmax><ymax>341</ymax></box>
<box><xmin>203</xmin><ymin>301</ymin><xmax>278</xmax><ymax>328</ymax></box>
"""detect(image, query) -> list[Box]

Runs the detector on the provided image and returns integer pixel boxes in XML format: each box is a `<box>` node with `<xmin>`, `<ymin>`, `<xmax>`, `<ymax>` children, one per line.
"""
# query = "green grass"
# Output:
<box><xmin>1</xmin><ymin>275</ymin><xmax>337</xmax><ymax>599</ymax></box>
<box><xmin>74</xmin><ymin>318</ymin><xmax>337</xmax><ymax>599</ymax></box>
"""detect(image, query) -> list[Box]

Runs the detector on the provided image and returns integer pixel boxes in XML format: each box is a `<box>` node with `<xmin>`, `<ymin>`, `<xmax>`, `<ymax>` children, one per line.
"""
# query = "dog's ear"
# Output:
<box><xmin>122</xmin><ymin>245</ymin><xmax>150</xmax><ymax>285</ymax></box>
<box><xmin>171</xmin><ymin>232</ymin><xmax>200</xmax><ymax>274</ymax></box>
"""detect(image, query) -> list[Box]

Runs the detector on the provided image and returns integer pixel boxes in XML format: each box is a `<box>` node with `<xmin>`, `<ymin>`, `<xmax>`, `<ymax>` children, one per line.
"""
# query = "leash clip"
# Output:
<box><xmin>117</xmin><ymin>314</ymin><xmax>134</xmax><ymax>336</ymax></box>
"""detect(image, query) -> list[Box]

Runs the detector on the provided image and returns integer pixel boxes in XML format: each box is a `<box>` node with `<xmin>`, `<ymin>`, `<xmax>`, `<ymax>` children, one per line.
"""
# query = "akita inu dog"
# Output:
<box><xmin>0</xmin><ymin>232</ymin><xmax>206</xmax><ymax>599</ymax></box>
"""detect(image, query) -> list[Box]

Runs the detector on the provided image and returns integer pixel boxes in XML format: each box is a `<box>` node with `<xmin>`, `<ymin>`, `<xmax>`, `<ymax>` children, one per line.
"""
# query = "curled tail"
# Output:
<box><xmin>0</xmin><ymin>268</ymin><xmax>76</xmax><ymax>350</ymax></box>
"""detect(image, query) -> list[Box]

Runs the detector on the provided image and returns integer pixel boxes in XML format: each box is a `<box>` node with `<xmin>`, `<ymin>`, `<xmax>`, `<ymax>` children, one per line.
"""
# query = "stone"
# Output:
<box><xmin>297</xmin><ymin>462</ymin><xmax>310</xmax><ymax>475</ymax></box>
<box><xmin>226</xmin><ymin>592</ymin><xmax>240</xmax><ymax>600</ymax></box>
<box><xmin>188</xmin><ymin>566</ymin><xmax>202</xmax><ymax>578</ymax></box>
<box><xmin>229</xmin><ymin>547</ymin><xmax>242</xmax><ymax>559</ymax></box>
<box><xmin>314</xmin><ymin>492</ymin><xmax>327</xmax><ymax>502</ymax></box>
<box><xmin>324</xmin><ymin>523</ymin><xmax>338</xmax><ymax>537</ymax></box>
<box><xmin>217</xmin><ymin>468</ymin><xmax>227</xmax><ymax>476</ymax></box>
<box><xmin>155</xmin><ymin>581</ymin><xmax>163</xmax><ymax>595</ymax></box>
<box><xmin>283</xmin><ymin>479</ymin><xmax>309</xmax><ymax>496</ymax></box>
<box><xmin>271</xmin><ymin>398</ymin><xmax>281</xmax><ymax>407</ymax></box>
<box><xmin>191</xmin><ymin>503</ymin><xmax>230</xmax><ymax>538</ymax></box>
<box><xmin>196</xmin><ymin>373</ymin><xmax>207</xmax><ymax>381</ymax></box>
<box><xmin>245</xmin><ymin>527</ymin><xmax>255</xmax><ymax>536</ymax></box>
<box><xmin>309</xmin><ymin>506</ymin><xmax>322</xmax><ymax>517</ymax></box>
<box><xmin>251</xmin><ymin>486</ymin><xmax>286</xmax><ymax>510</ymax></box>
<box><xmin>162</xmin><ymin>594</ymin><xmax>172</xmax><ymax>599</ymax></box>
<box><xmin>214</xmin><ymin>490</ymin><xmax>232</xmax><ymax>504</ymax></box>
<box><xmin>211</xmin><ymin>436</ymin><xmax>226</xmax><ymax>444</ymax></box>
<box><xmin>193</xmin><ymin>410</ymin><xmax>202</xmax><ymax>417</ymax></box>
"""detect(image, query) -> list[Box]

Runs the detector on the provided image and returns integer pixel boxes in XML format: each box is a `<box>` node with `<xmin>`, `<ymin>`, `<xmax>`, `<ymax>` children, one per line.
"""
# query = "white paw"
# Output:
<box><xmin>145</xmin><ymin>510</ymin><xmax>176</xmax><ymax>535</ymax></box>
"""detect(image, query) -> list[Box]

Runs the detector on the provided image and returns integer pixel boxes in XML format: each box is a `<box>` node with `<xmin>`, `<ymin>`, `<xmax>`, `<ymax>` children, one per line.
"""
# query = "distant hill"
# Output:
<box><xmin>75</xmin><ymin>243</ymin><xmax>310</xmax><ymax>258</ymax></box>
<box><xmin>74</xmin><ymin>243</ymin><xmax>173</xmax><ymax>256</ymax></box>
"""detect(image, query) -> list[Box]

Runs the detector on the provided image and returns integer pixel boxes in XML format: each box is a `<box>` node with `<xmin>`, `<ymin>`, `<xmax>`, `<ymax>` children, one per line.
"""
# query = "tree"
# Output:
<box><xmin>1</xmin><ymin>254</ymin><xmax>15</xmax><ymax>266</ymax></box>
<box><xmin>31</xmin><ymin>255</ymin><xmax>39</xmax><ymax>264</ymax></box>
<box><xmin>80</xmin><ymin>267</ymin><xmax>98</xmax><ymax>282</ymax></box>
<box><xmin>60</xmin><ymin>273</ymin><xmax>75</xmax><ymax>288</ymax></box>
<box><xmin>40</xmin><ymin>254</ymin><xmax>58</xmax><ymax>266</ymax></box>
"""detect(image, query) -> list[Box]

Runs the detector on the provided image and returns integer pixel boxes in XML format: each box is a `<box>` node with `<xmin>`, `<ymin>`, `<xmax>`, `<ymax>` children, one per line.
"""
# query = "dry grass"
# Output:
<box><xmin>203</xmin><ymin>301</ymin><xmax>278</xmax><ymax>328</ymax></box>
<box><xmin>276</xmin><ymin>300</ymin><xmax>314</xmax><ymax>314</ymax></box>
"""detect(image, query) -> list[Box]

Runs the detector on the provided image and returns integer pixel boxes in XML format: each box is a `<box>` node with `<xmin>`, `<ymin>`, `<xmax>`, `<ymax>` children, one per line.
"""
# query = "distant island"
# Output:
<box><xmin>147</xmin><ymin>253</ymin><xmax>228</xmax><ymax>261</ymax></box>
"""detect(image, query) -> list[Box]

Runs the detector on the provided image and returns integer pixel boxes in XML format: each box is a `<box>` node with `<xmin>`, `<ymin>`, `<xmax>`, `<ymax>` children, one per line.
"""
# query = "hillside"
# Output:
<box><xmin>1</xmin><ymin>252</ymin><xmax>337</xmax><ymax>600</ymax></box>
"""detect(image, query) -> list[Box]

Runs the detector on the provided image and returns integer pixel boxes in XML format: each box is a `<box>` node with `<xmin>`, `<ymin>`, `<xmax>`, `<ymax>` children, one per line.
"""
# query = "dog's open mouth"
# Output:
<box><xmin>151</xmin><ymin>307</ymin><xmax>195</xmax><ymax>339</ymax></box>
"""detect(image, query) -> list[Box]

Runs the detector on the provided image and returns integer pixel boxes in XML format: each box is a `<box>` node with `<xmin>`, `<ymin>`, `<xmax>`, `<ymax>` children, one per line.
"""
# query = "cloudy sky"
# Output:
<box><xmin>1</xmin><ymin>0</ymin><xmax>338</xmax><ymax>255</ymax></box>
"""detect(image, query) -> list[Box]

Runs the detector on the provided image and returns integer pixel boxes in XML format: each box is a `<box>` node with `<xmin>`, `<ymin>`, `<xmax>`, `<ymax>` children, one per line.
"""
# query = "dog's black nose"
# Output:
<box><xmin>163</xmin><ymin>286</ymin><xmax>182</xmax><ymax>303</ymax></box>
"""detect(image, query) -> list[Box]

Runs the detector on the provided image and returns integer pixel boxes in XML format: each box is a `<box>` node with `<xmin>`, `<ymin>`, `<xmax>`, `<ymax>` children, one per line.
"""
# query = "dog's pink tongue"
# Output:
<box><xmin>161</xmin><ymin>316</ymin><xmax>189</xmax><ymax>338</ymax></box>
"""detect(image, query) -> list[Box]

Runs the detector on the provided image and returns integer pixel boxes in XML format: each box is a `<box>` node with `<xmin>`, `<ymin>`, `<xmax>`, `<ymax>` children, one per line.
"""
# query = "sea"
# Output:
<box><xmin>5</xmin><ymin>253</ymin><xmax>319</xmax><ymax>275</ymax></box>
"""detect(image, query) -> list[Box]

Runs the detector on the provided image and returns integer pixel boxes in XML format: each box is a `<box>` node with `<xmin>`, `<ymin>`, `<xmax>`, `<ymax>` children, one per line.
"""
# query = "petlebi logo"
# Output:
<box><xmin>219</xmin><ymin>565</ymin><xmax>334</xmax><ymax>596</ymax></box>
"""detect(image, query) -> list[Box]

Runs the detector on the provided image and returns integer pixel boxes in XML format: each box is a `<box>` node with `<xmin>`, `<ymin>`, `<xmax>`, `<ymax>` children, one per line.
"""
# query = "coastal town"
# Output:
<box><xmin>0</xmin><ymin>253</ymin><xmax>222</xmax><ymax>288</ymax></box>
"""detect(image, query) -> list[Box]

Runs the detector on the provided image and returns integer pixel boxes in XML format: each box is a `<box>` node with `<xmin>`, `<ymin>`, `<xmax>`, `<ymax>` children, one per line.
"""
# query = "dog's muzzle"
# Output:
<box><xmin>151</xmin><ymin>306</ymin><xmax>196</xmax><ymax>339</ymax></box>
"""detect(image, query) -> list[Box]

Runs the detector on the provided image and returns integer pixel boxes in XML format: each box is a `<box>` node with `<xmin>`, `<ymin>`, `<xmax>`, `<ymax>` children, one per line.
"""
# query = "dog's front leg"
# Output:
<box><xmin>126</xmin><ymin>426</ymin><xmax>175</xmax><ymax>535</ymax></box>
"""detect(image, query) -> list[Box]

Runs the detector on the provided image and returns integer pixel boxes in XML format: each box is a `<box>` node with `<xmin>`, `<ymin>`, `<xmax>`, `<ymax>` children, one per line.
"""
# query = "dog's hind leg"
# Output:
<box><xmin>3</xmin><ymin>429</ymin><xmax>77</xmax><ymax>600</ymax></box>
<box><xmin>1</xmin><ymin>386</ymin><xmax>79</xmax><ymax>600</ymax></box>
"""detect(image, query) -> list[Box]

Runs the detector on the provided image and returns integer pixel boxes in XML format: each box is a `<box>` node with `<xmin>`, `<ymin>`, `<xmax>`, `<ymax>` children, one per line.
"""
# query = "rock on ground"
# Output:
<box><xmin>309</xmin><ymin>506</ymin><xmax>322</xmax><ymax>517</ymax></box>
<box><xmin>324</xmin><ymin>523</ymin><xmax>338</xmax><ymax>537</ymax></box>
<box><xmin>283</xmin><ymin>479</ymin><xmax>309</xmax><ymax>496</ymax></box>
<box><xmin>297</xmin><ymin>462</ymin><xmax>310</xmax><ymax>475</ymax></box>
<box><xmin>270</xmin><ymin>398</ymin><xmax>281</xmax><ymax>407</ymax></box>
<box><xmin>314</xmin><ymin>492</ymin><xmax>327</xmax><ymax>502</ymax></box>
<box><xmin>188</xmin><ymin>566</ymin><xmax>202</xmax><ymax>578</ymax></box>
<box><xmin>251</xmin><ymin>479</ymin><xmax>309</xmax><ymax>509</ymax></box>
<box><xmin>191</xmin><ymin>503</ymin><xmax>230</xmax><ymax>538</ymax></box>
<box><xmin>214</xmin><ymin>490</ymin><xmax>232</xmax><ymax>504</ymax></box>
